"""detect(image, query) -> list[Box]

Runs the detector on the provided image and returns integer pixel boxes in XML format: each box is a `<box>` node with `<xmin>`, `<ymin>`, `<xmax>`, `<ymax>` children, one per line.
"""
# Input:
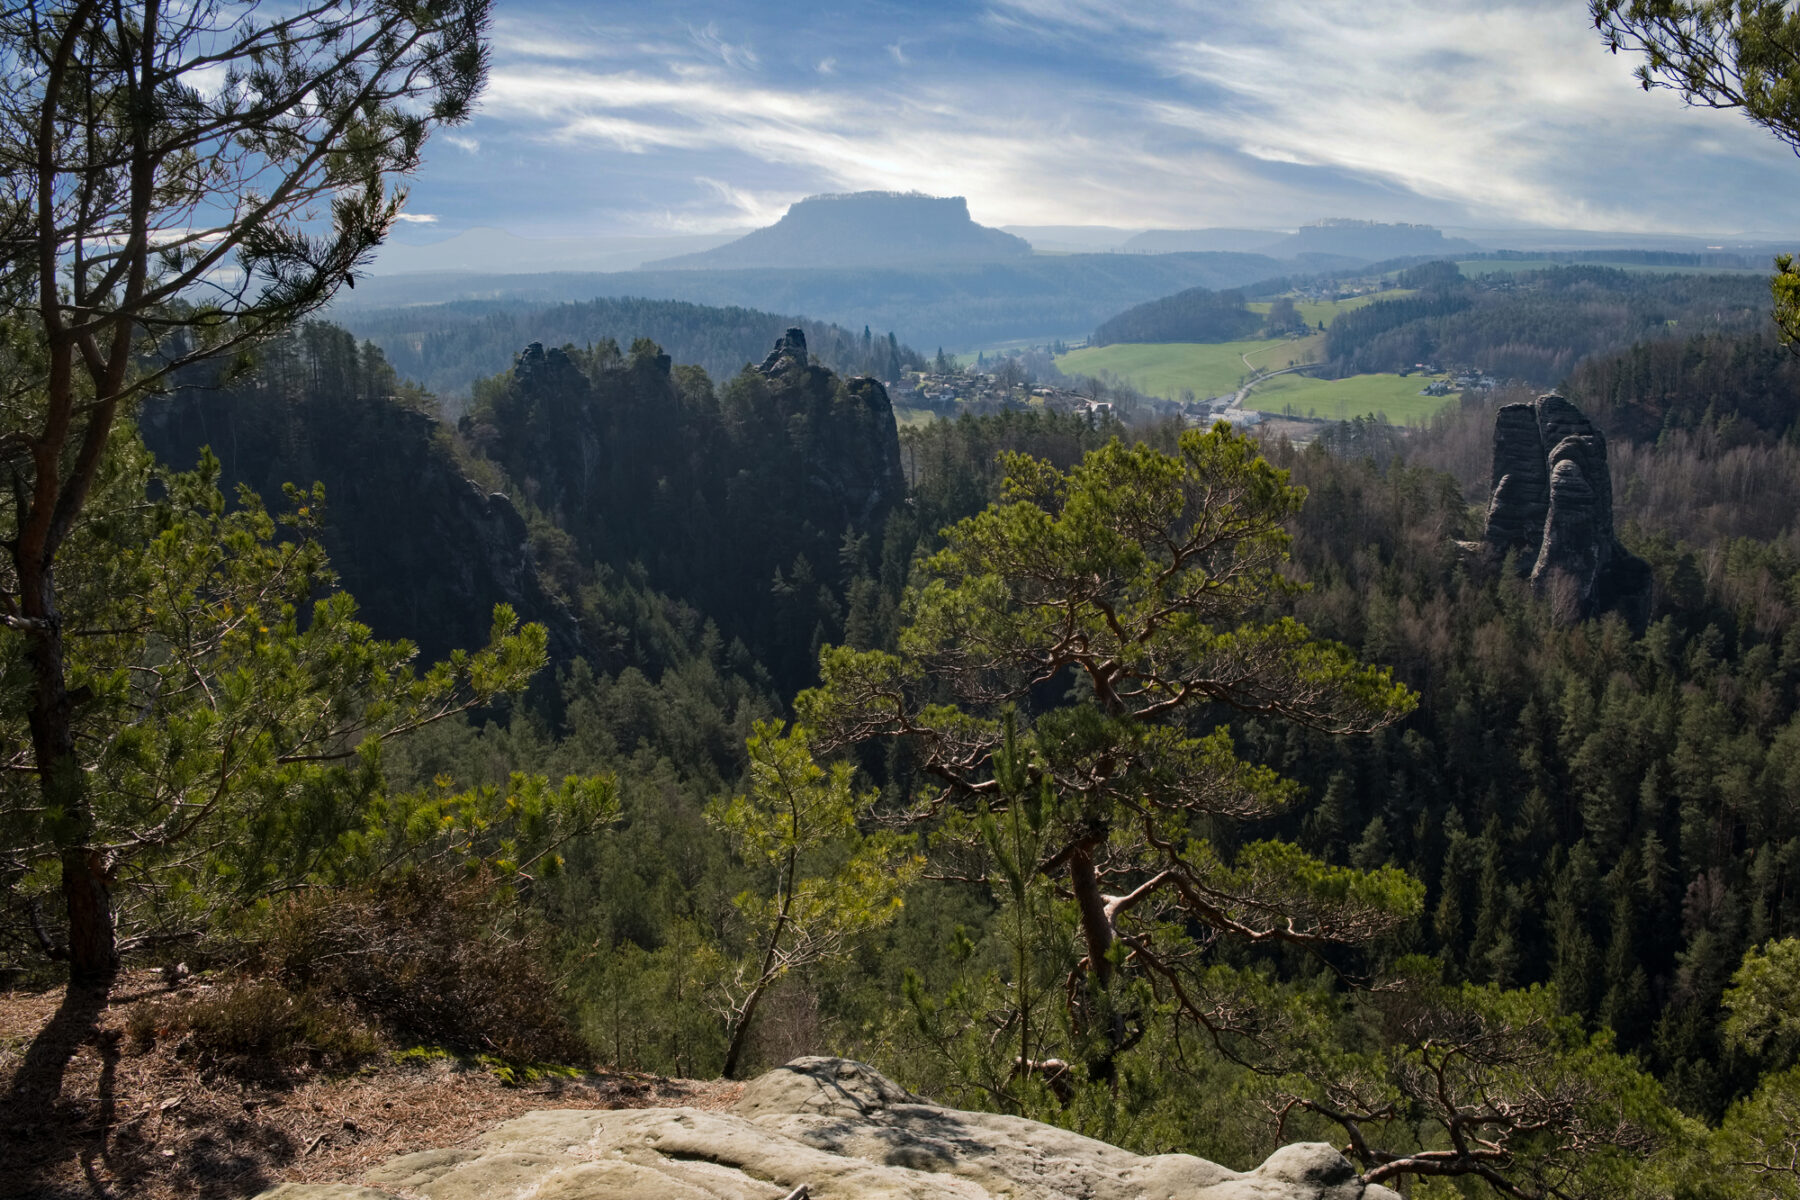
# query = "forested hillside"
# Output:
<box><xmin>18</xmin><ymin>300</ymin><xmax>1800</xmax><ymax>1198</ymax></box>
<box><xmin>1260</xmin><ymin>409</ymin><xmax>1800</xmax><ymax>1122</ymax></box>
<box><xmin>1089</xmin><ymin>285</ymin><xmax>1262</xmax><ymax>345</ymax></box>
<box><xmin>338</xmin><ymin>295</ymin><xmax>924</xmax><ymax>402</ymax></box>
<box><xmin>461</xmin><ymin>331</ymin><xmax>905</xmax><ymax>695</ymax></box>
<box><xmin>138</xmin><ymin>324</ymin><xmax>583</xmax><ymax>664</ymax></box>
<box><xmin>1322</xmin><ymin>264</ymin><xmax>1769</xmax><ymax>382</ymax></box>
<box><xmin>330</xmin><ymin>249</ymin><xmax>1293</xmax><ymax>352</ymax></box>
<box><xmin>352</xmin><ymin>335</ymin><xmax>1800</xmax><ymax>1185</ymax></box>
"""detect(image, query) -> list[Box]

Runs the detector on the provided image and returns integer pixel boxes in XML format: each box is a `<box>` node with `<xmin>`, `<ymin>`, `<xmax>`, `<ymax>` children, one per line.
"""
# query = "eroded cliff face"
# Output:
<box><xmin>1482</xmin><ymin>393</ymin><xmax>1650</xmax><ymax>627</ymax></box>
<box><xmin>467</xmin><ymin>329</ymin><xmax>905</xmax><ymax>690</ymax></box>
<box><xmin>138</xmin><ymin>386</ymin><xmax>584</xmax><ymax>666</ymax></box>
<box><xmin>756</xmin><ymin>327</ymin><xmax>907</xmax><ymax>530</ymax></box>
<box><xmin>139</xmin><ymin>326</ymin><xmax>904</xmax><ymax>689</ymax></box>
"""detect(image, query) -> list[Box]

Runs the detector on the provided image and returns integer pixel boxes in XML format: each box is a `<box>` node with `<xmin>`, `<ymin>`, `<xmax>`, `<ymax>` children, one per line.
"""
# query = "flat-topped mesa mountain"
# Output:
<box><xmin>647</xmin><ymin>191</ymin><xmax>1035</xmax><ymax>269</ymax></box>
<box><xmin>1481</xmin><ymin>392</ymin><xmax>1652</xmax><ymax>628</ymax></box>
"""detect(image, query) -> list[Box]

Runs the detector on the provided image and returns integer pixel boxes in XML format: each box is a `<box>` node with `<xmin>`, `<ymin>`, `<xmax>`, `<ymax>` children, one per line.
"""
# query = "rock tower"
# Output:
<box><xmin>1482</xmin><ymin>393</ymin><xmax>1651</xmax><ymax>627</ymax></box>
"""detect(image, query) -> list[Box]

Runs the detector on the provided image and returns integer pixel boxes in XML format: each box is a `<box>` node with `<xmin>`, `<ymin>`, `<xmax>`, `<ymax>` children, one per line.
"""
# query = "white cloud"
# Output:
<box><xmin>434</xmin><ymin>0</ymin><xmax>1800</xmax><ymax>237</ymax></box>
<box><xmin>694</xmin><ymin>178</ymin><xmax>798</xmax><ymax>226</ymax></box>
<box><xmin>393</xmin><ymin>212</ymin><xmax>439</xmax><ymax>223</ymax></box>
<box><xmin>1144</xmin><ymin>0</ymin><xmax>1795</xmax><ymax>230</ymax></box>
<box><xmin>689</xmin><ymin>21</ymin><xmax>759</xmax><ymax>70</ymax></box>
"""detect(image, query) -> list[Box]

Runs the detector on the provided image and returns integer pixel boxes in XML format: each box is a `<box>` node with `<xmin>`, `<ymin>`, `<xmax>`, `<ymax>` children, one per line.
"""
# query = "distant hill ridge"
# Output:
<box><xmin>1265</xmin><ymin>219</ymin><xmax>1478</xmax><ymax>261</ymax></box>
<box><xmin>339</xmin><ymin>295</ymin><xmax>925</xmax><ymax>402</ymax></box>
<box><xmin>1112</xmin><ymin>220</ymin><xmax>1477</xmax><ymax>264</ymax></box>
<box><xmin>648</xmin><ymin>191</ymin><xmax>1033</xmax><ymax>269</ymax></box>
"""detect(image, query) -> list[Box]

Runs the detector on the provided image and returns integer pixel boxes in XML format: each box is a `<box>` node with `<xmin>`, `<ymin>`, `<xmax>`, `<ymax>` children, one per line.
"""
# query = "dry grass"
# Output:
<box><xmin>0</xmin><ymin>972</ymin><xmax>742</xmax><ymax>1200</ymax></box>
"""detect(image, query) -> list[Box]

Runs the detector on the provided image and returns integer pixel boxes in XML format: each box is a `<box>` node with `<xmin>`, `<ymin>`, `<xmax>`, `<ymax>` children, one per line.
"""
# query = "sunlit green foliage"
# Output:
<box><xmin>800</xmin><ymin>425</ymin><xmax>1420</xmax><ymax>1094</ymax></box>
<box><xmin>708</xmin><ymin>720</ymin><xmax>922</xmax><ymax>1077</ymax></box>
<box><xmin>0</xmin><ymin>445</ymin><xmax>560</xmax><ymax>960</ymax></box>
<box><xmin>1276</xmin><ymin>976</ymin><xmax>1684</xmax><ymax>1198</ymax></box>
<box><xmin>1717</xmin><ymin>1066</ymin><xmax>1800</xmax><ymax>1199</ymax></box>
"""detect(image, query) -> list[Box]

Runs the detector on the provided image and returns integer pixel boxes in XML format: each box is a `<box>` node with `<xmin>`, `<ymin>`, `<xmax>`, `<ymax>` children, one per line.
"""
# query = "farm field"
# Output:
<box><xmin>1242</xmin><ymin>372</ymin><xmax>1456</xmax><ymax>424</ymax></box>
<box><xmin>1247</xmin><ymin>290</ymin><xmax>1408</xmax><ymax>328</ymax></box>
<box><xmin>1244</xmin><ymin>332</ymin><xmax>1324</xmax><ymax>370</ymax></box>
<box><xmin>1056</xmin><ymin>339</ymin><xmax>1313</xmax><ymax>400</ymax></box>
<box><xmin>1056</xmin><ymin>294</ymin><xmax>1414</xmax><ymax>398</ymax></box>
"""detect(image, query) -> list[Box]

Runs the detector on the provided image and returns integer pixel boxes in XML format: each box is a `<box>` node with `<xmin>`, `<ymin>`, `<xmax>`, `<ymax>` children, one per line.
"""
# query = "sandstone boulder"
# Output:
<box><xmin>256</xmin><ymin>1057</ymin><xmax>1400</xmax><ymax>1200</ymax></box>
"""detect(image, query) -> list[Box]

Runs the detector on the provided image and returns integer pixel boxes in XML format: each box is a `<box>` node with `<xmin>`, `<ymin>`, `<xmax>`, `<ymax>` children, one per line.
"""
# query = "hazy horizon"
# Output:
<box><xmin>374</xmin><ymin>0</ymin><xmax>1800</xmax><ymax>264</ymax></box>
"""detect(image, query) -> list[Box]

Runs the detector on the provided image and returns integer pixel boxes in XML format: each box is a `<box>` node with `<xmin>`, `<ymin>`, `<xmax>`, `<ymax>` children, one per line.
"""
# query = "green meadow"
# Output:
<box><xmin>891</xmin><ymin>405</ymin><xmax>940</xmax><ymax>428</ymax></box>
<box><xmin>1052</xmin><ymin>289</ymin><xmax>1474</xmax><ymax>424</ymax></box>
<box><xmin>1055</xmin><ymin>294</ymin><xmax>1414</xmax><ymax>400</ymax></box>
<box><xmin>1248</xmin><ymin>290</ymin><xmax>1404</xmax><ymax>328</ymax></box>
<box><xmin>1056</xmin><ymin>339</ymin><xmax>1312</xmax><ymax>400</ymax></box>
<box><xmin>1241</xmin><ymin>372</ymin><xmax>1456</xmax><ymax>424</ymax></box>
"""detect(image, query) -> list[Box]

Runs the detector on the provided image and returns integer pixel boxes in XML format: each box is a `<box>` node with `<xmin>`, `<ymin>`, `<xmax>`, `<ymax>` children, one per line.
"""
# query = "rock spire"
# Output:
<box><xmin>759</xmin><ymin>326</ymin><xmax>809</xmax><ymax>375</ymax></box>
<box><xmin>1482</xmin><ymin>392</ymin><xmax>1650</xmax><ymax>627</ymax></box>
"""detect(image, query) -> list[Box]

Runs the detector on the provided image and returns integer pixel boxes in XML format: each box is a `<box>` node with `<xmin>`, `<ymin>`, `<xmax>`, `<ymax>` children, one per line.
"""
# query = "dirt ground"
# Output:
<box><xmin>0</xmin><ymin>972</ymin><xmax>741</xmax><ymax>1200</ymax></box>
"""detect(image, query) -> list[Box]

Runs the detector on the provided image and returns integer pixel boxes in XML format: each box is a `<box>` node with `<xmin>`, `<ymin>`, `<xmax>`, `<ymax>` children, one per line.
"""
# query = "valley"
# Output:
<box><xmin>8</xmin><ymin>7</ymin><xmax>1800</xmax><ymax>1192</ymax></box>
<box><xmin>1055</xmin><ymin>291</ymin><xmax>1451</xmax><ymax>424</ymax></box>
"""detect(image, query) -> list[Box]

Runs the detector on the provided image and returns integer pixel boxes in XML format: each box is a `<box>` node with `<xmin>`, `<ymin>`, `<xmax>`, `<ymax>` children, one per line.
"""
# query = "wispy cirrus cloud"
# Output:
<box><xmin>392</xmin><ymin>0</ymin><xmax>1800</xmax><ymax>240</ymax></box>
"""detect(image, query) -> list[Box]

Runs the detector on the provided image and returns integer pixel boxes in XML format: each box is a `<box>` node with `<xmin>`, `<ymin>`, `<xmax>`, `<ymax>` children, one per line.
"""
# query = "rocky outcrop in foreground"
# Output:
<box><xmin>1482</xmin><ymin>392</ymin><xmax>1651</xmax><ymax>627</ymax></box>
<box><xmin>255</xmin><ymin>1057</ymin><xmax>1397</xmax><ymax>1200</ymax></box>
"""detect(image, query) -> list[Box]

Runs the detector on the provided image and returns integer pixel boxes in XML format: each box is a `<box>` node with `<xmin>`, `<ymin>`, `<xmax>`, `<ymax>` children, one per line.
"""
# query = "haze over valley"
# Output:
<box><xmin>15</xmin><ymin>6</ymin><xmax>1800</xmax><ymax>1200</ymax></box>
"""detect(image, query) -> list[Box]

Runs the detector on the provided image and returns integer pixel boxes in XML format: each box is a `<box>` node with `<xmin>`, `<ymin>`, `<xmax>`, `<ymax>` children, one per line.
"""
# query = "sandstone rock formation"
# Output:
<box><xmin>1482</xmin><ymin>393</ymin><xmax>1650</xmax><ymax>627</ymax></box>
<box><xmin>759</xmin><ymin>326</ymin><xmax>810</xmax><ymax>374</ymax></box>
<box><xmin>255</xmin><ymin>1057</ymin><xmax>1399</xmax><ymax>1200</ymax></box>
<box><xmin>140</xmin><ymin>365</ymin><xmax>586</xmax><ymax>665</ymax></box>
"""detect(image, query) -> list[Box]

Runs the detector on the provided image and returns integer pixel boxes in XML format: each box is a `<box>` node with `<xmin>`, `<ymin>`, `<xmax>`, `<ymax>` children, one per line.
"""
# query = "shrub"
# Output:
<box><xmin>128</xmin><ymin>979</ymin><xmax>380</xmax><ymax>1073</ymax></box>
<box><xmin>252</xmin><ymin>872</ymin><xmax>590</xmax><ymax>1066</ymax></box>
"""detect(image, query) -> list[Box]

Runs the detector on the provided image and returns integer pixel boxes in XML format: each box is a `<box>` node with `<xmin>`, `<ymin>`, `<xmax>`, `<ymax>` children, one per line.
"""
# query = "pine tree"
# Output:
<box><xmin>1549</xmin><ymin>842</ymin><xmax>1601</xmax><ymax>1018</ymax></box>
<box><xmin>0</xmin><ymin>0</ymin><xmax>491</xmax><ymax>984</ymax></box>
<box><xmin>802</xmin><ymin>428</ymin><xmax>1421</xmax><ymax>1079</ymax></box>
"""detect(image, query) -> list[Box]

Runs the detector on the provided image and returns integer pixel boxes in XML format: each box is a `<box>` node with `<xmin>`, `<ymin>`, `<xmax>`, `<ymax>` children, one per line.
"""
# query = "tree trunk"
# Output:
<box><xmin>1068</xmin><ymin>845</ymin><xmax>1113</xmax><ymax>988</ymax></box>
<box><xmin>722</xmin><ymin>844</ymin><xmax>797</xmax><ymax>1081</ymax></box>
<box><xmin>22</xmin><ymin>558</ymin><xmax>116</xmax><ymax>986</ymax></box>
<box><xmin>720</xmin><ymin>976</ymin><xmax>769</xmax><ymax>1082</ymax></box>
<box><xmin>61</xmin><ymin>845</ymin><xmax>115</xmax><ymax>984</ymax></box>
<box><xmin>1067</xmin><ymin>844</ymin><xmax>1126</xmax><ymax>1083</ymax></box>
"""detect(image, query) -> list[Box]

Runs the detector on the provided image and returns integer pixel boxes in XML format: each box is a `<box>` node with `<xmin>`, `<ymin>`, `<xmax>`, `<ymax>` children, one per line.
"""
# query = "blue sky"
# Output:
<box><xmin>385</xmin><ymin>0</ymin><xmax>1800</xmax><ymax>243</ymax></box>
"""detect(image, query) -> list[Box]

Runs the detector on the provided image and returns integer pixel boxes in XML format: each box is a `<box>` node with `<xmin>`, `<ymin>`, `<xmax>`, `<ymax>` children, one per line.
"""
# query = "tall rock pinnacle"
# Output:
<box><xmin>1482</xmin><ymin>393</ymin><xmax>1651</xmax><ymax>628</ymax></box>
